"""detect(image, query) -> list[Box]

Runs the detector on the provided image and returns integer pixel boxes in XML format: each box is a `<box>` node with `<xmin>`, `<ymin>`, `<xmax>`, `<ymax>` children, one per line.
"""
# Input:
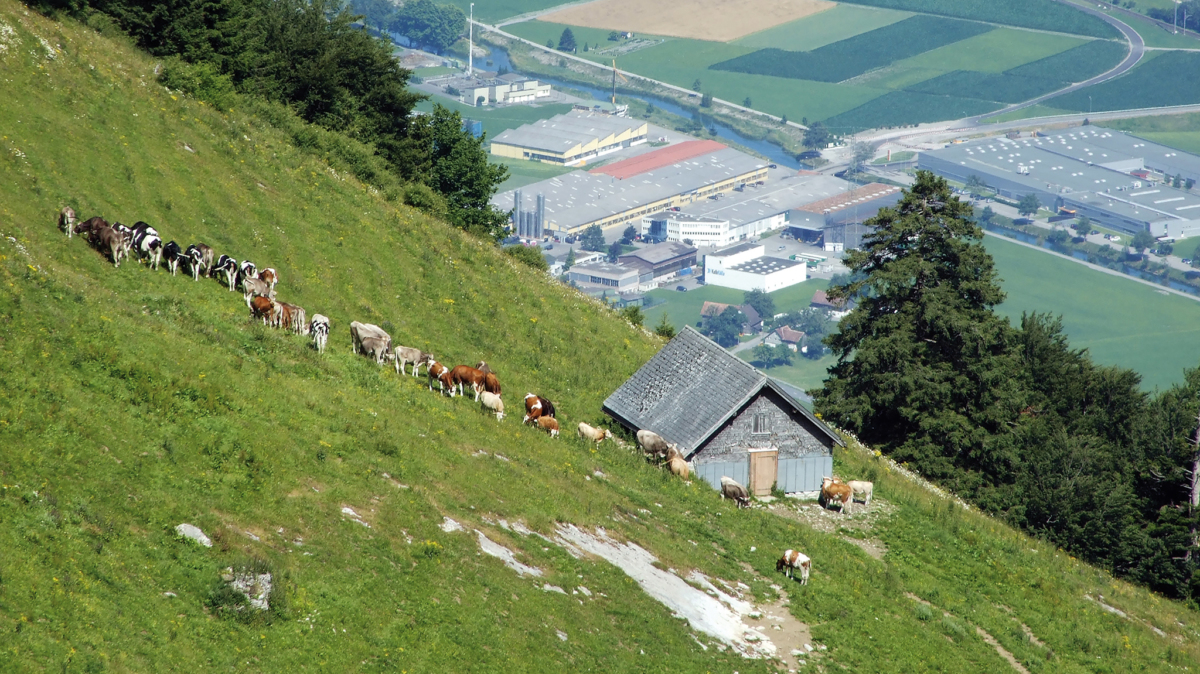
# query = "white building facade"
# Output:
<box><xmin>704</xmin><ymin>243</ymin><xmax>806</xmax><ymax>292</ymax></box>
<box><xmin>642</xmin><ymin>209</ymin><xmax>785</xmax><ymax>247</ymax></box>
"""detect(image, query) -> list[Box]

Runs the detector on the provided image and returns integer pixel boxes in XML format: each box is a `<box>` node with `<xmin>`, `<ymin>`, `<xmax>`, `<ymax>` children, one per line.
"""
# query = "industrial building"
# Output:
<box><xmin>566</xmin><ymin>261</ymin><xmax>642</xmax><ymax>294</ymax></box>
<box><xmin>493</xmin><ymin>141</ymin><xmax>768</xmax><ymax>235</ymax></box>
<box><xmin>455</xmin><ymin>73</ymin><xmax>553</xmax><ymax>106</ymax></box>
<box><xmin>786</xmin><ymin>183</ymin><xmax>904</xmax><ymax>252</ymax></box>
<box><xmin>490</xmin><ymin>111</ymin><xmax>648</xmax><ymax>166</ymax></box>
<box><xmin>919</xmin><ymin>128</ymin><xmax>1200</xmax><ymax>238</ymax></box>
<box><xmin>703</xmin><ymin>242</ymin><xmax>807</xmax><ymax>292</ymax></box>
<box><xmin>643</xmin><ymin>173</ymin><xmax>857</xmax><ymax>246</ymax></box>
<box><xmin>617</xmin><ymin>241</ymin><xmax>698</xmax><ymax>282</ymax></box>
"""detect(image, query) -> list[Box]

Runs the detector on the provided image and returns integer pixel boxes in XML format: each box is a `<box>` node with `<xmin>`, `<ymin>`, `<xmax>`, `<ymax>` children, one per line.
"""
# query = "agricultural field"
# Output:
<box><xmin>1004</xmin><ymin>39</ymin><xmax>1128</xmax><ymax>83</ymax></box>
<box><xmin>893</xmin><ymin>28</ymin><xmax>1087</xmax><ymax>75</ymax></box>
<box><xmin>1047</xmin><ymin>50</ymin><xmax>1200</xmax><ymax>113</ymax></box>
<box><xmin>414</xmin><ymin>98</ymin><xmax>574</xmax><ymax>138</ymax></box>
<box><xmin>981</xmin><ymin>103</ymin><xmax>1074</xmax><ymax>123</ymax></box>
<box><xmin>538</xmin><ymin>0</ymin><xmax>836</xmax><ymax>42</ymax></box>
<box><xmin>984</xmin><ymin>235</ymin><xmax>1200</xmax><ymax>391</ymax></box>
<box><xmin>505</xmin><ymin>20</ymin><xmax>671</xmax><ymax>59</ymax></box>
<box><xmin>732</xmin><ymin>4</ymin><xmax>911</xmax><ymax>52</ymax></box>
<box><xmin>823</xmin><ymin>91</ymin><xmax>1000</xmax><ymax>132</ymax></box>
<box><xmin>836</xmin><ymin>0</ymin><xmax>1119</xmax><ymax>38</ymax></box>
<box><xmin>441</xmin><ymin>0</ymin><xmax>565</xmax><ymax>24</ymax></box>
<box><xmin>710</xmin><ymin>16</ymin><xmax>993</xmax><ymax>83</ymax></box>
<box><xmin>1099</xmin><ymin>112</ymin><xmax>1200</xmax><ymax>155</ymax></box>
<box><xmin>907</xmin><ymin>71</ymin><xmax>1067</xmax><ymax>105</ymax></box>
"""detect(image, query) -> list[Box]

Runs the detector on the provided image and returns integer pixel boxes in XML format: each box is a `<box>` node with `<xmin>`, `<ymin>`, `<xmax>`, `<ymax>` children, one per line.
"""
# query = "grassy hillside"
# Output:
<box><xmin>2</xmin><ymin>4</ymin><xmax>1200</xmax><ymax>673</ymax></box>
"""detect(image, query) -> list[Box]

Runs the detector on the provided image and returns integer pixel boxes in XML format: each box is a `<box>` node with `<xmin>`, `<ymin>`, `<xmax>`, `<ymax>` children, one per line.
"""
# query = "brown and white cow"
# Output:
<box><xmin>259</xmin><ymin>267</ymin><xmax>278</xmax><ymax>290</ymax></box>
<box><xmin>249</xmin><ymin>295</ymin><xmax>275</xmax><ymax>324</ymax></box>
<box><xmin>536</xmin><ymin>415</ymin><xmax>559</xmax><ymax>438</ymax></box>
<box><xmin>776</xmin><ymin>549</ymin><xmax>811</xmax><ymax>585</ymax></box>
<box><xmin>58</xmin><ymin>207</ymin><xmax>77</xmax><ymax>238</ymax></box>
<box><xmin>821</xmin><ymin>477</ymin><xmax>853</xmax><ymax>515</ymax></box>
<box><xmin>449</xmin><ymin>365</ymin><xmax>487</xmax><ymax>400</ymax></box>
<box><xmin>523</xmin><ymin>393</ymin><xmax>556</xmax><ymax>424</ymax></box>
<box><xmin>483</xmin><ymin>372</ymin><xmax>501</xmax><ymax>396</ymax></box>
<box><xmin>242</xmin><ymin>277</ymin><xmax>275</xmax><ymax>308</ymax></box>
<box><xmin>427</xmin><ymin>360</ymin><xmax>453</xmax><ymax>394</ymax></box>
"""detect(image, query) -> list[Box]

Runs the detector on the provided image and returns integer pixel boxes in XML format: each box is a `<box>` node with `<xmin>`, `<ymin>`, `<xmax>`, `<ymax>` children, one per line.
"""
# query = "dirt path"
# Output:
<box><xmin>906</xmin><ymin>593</ymin><xmax>1028</xmax><ymax>674</ymax></box>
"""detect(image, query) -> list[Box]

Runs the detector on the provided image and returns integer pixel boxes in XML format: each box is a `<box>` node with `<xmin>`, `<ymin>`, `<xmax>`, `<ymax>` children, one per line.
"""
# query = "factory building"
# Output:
<box><xmin>703</xmin><ymin>242</ymin><xmax>807</xmax><ymax>293</ymax></box>
<box><xmin>490</xmin><ymin>111</ymin><xmax>648</xmax><ymax>166</ymax></box>
<box><xmin>456</xmin><ymin>73</ymin><xmax>553</xmax><ymax>106</ymax></box>
<box><xmin>919</xmin><ymin>128</ymin><xmax>1200</xmax><ymax>238</ymax></box>
<box><xmin>618</xmin><ymin>241</ymin><xmax>698</xmax><ymax>282</ymax></box>
<box><xmin>786</xmin><ymin>183</ymin><xmax>903</xmax><ymax>252</ymax></box>
<box><xmin>493</xmin><ymin>141</ymin><xmax>768</xmax><ymax>235</ymax></box>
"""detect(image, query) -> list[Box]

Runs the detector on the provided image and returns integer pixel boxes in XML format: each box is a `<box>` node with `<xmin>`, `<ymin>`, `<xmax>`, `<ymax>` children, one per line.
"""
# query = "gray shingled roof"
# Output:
<box><xmin>602</xmin><ymin>326</ymin><xmax>843</xmax><ymax>454</ymax></box>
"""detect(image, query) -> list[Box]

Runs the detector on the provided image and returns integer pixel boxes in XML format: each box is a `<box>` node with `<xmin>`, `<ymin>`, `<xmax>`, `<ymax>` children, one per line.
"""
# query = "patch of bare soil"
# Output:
<box><xmin>539</xmin><ymin>0</ymin><xmax>835</xmax><ymax>43</ymax></box>
<box><xmin>761</xmin><ymin>497</ymin><xmax>893</xmax><ymax>561</ymax></box>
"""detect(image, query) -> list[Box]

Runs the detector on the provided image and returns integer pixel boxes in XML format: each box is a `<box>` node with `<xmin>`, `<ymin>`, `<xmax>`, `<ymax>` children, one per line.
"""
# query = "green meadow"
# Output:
<box><xmin>733</xmin><ymin>4</ymin><xmax>912</xmax><ymax>52</ymax></box>
<box><xmin>1100</xmin><ymin>112</ymin><xmax>1200</xmax><ymax>155</ymax></box>
<box><xmin>3</xmin><ymin>3</ymin><xmax>1200</xmax><ymax>672</ymax></box>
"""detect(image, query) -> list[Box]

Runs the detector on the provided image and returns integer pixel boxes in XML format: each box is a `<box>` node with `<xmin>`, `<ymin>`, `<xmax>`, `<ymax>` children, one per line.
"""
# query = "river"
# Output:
<box><xmin>486</xmin><ymin>47</ymin><xmax>802</xmax><ymax>169</ymax></box>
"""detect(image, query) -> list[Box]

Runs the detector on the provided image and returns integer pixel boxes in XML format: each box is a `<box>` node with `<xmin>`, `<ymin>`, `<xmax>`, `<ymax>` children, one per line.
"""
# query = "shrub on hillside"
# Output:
<box><xmin>504</xmin><ymin>245</ymin><xmax>548</xmax><ymax>272</ymax></box>
<box><xmin>158</xmin><ymin>57</ymin><xmax>237</xmax><ymax>111</ymax></box>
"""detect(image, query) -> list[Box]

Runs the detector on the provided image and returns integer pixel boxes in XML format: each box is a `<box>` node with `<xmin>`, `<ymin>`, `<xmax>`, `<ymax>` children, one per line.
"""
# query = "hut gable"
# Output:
<box><xmin>700</xmin><ymin>387</ymin><xmax>836</xmax><ymax>461</ymax></box>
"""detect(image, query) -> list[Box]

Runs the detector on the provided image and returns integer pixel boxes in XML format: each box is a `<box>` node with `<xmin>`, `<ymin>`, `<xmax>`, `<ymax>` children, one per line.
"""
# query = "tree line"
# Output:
<box><xmin>29</xmin><ymin>0</ymin><xmax>509</xmax><ymax>239</ymax></box>
<box><xmin>816</xmin><ymin>171</ymin><xmax>1199</xmax><ymax>605</ymax></box>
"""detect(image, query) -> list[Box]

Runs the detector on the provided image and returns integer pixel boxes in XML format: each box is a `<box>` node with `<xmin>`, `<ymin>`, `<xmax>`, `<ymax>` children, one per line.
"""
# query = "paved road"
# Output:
<box><xmin>963</xmin><ymin>0</ymin><xmax>1145</xmax><ymax>125</ymax></box>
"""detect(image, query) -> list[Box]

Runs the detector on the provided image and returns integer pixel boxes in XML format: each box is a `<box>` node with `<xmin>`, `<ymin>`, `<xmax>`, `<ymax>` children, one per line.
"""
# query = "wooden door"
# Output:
<box><xmin>749</xmin><ymin>450</ymin><xmax>778</xmax><ymax>497</ymax></box>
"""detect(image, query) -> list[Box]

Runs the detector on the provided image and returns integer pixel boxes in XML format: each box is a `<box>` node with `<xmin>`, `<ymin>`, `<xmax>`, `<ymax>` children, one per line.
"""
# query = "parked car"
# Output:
<box><xmin>676</xmin><ymin>285</ymin><xmax>688</xmax><ymax>292</ymax></box>
<box><xmin>777</xmin><ymin>245</ymin><xmax>786</xmax><ymax>251</ymax></box>
<box><xmin>1183</xmin><ymin>259</ymin><xmax>1193</xmax><ymax>265</ymax></box>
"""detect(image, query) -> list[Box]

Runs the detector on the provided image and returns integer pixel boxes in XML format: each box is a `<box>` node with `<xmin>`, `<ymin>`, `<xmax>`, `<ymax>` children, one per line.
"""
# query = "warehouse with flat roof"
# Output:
<box><xmin>920</xmin><ymin>131</ymin><xmax>1200</xmax><ymax>238</ymax></box>
<box><xmin>490</xmin><ymin>111</ymin><xmax>648</xmax><ymax>166</ymax></box>
<box><xmin>492</xmin><ymin>143</ymin><xmax>768</xmax><ymax>234</ymax></box>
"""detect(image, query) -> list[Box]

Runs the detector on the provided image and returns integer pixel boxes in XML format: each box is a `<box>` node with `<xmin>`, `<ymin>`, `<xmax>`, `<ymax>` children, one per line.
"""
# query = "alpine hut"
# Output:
<box><xmin>603</xmin><ymin>326</ymin><xmax>843</xmax><ymax>497</ymax></box>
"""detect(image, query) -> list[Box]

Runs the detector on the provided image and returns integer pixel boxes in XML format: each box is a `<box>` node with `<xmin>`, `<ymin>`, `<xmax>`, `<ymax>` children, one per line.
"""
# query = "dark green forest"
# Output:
<box><xmin>815</xmin><ymin>172</ymin><xmax>1200</xmax><ymax>604</ymax></box>
<box><xmin>30</xmin><ymin>0</ymin><xmax>507</xmax><ymax>238</ymax></box>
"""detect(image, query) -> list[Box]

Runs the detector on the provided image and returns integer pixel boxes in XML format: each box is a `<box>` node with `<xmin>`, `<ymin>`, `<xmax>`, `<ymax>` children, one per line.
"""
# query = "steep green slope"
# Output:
<box><xmin>1</xmin><ymin>5</ymin><xmax>1199</xmax><ymax>673</ymax></box>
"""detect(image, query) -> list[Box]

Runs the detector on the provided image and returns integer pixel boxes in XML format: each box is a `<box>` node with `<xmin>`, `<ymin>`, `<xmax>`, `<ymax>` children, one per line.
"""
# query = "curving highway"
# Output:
<box><xmin>964</xmin><ymin>0</ymin><xmax>1144</xmax><ymax>125</ymax></box>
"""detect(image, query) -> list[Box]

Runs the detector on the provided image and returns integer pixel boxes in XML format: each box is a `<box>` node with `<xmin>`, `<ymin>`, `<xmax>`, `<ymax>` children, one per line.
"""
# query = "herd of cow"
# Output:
<box><xmin>60</xmin><ymin>205</ymin><xmax>870</xmax><ymax>588</ymax></box>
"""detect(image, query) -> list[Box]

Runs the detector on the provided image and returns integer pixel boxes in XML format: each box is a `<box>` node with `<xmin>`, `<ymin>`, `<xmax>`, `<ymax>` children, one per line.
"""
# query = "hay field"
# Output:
<box><xmin>538</xmin><ymin>0</ymin><xmax>836</xmax><ymax>42</ymax></box>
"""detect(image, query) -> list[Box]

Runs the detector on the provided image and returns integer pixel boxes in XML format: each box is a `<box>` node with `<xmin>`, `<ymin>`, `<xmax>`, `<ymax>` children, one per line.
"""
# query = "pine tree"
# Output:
<box><xmin>558</xmin><ymin>27</ymin><xmax>576</xmax><ymax>52</ymax></box>
<box><xmin>815</xmin><ymin>171</ymin><xmax>1020</xmax><ymax>479</ymax></box>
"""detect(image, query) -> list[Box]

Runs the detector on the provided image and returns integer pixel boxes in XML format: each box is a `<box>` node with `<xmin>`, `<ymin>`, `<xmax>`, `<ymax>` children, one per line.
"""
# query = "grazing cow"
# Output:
<box><xmin>392</xmin><ymin>345</ymin><xmax>434</xmax><ymax>377</ymax></box>
<box><xmin>112</xmin><ymin>223</ymin><xmax>135</xmax><ymax>257</ymax></box>
<box><xmin>536</xmin><ymin>415</ymin><xmax>560</xmax><ymax>437</ymax></box>
<box><xmin>131</xmin><ymin>221</ymin><xmax>158</xmax><ymax>239</ymax></box>
<box><xmin>480</xmin><ymin>391</ymin><xmax>505</xmax><ymax>421</ymax></box>
<box><xmin>820</xmin><ymin>477</ymin><xmax>853</xmax><ymax>515</ymax></box>
<box><xmin>483</xmin><ymin>372</ymin><xmax>501</xmax><ymax>396</ymax></box>
<box><xmin>242</xmin><ymin>277</ymin><xmax>275</xmax><ymax>308</ymax></box>
<box><xmin>577</xmin><ymin>423</ymin><xmax>612</xmax><ymax>443</ymax></box>
<box><xmin>184</xmin><ymin>244</ymin><xmax>207</xmax><ymax>281</ymax></box>
<box><xmin>196</xmin><ymin>244</ymin><xmax>214</xmax><ymax>276</ymax></box>
<box><xmin>275</xmin><ymin>302</ymin><xmax>296</xmax><ymax>331</ymax></box>
<box><xmin>847</xmin><ymin>480</ymin><xmax>874</xmax><ymax>508</ymax></box>
<box><xmin>258</xmin><ymin>268</ymin><xmax>278</xmax><ymax>291</ymax></box>
<box><xmin>427</xmin><ymin>360</ymin><xmax>453</xmax><ymax>394</ymax></box>
<box><xmin>213</xmin><ymin>255</ymin><xmax>238</xmax><ymax>291</ymax></box>
<box><xmin>449</xmin><ymin>365</ymin><xmax>486</xmax><ymax>400</ymax></box>
<box><xmin>249</xmin><ymin>295</ymin><xmax>275</xmax><ymax>324</ymax></box>
<box><xmin>134</xmin><ymin>231</ymin><xmax>163</xmax><ymax>270</ymax></box>
<box><xmin>475</xmin><ymin>361</ymin><xmax>492</xmax><ymax>375</ymax></box>
<box><xmin>668</xmin><ymin>456</ymin><xmax>690</xmax><ymax>480</ymax></box>
<box><xmin>523</xmin><ymin>393</ymin><xmax>556</xmax><ymax>424</ymax></box>
<box><xmin>720</xmin><ymin>476</ymin><xmax>751</xmax><ymax>508</ymax></box>
<box><xmin>162</xmin><ymin>241</ymin><xmax>184</xmax><ymax>276</ymax></box>
<box><xmin>637</xmin><ymin>430</ymin><xmax>677</xmax><ymax>463</ymax></box>
<box><xmin>58</xmin><ymin>207</ymin><xmax>77</xmax><ymax>238</ymax></box>
<box><xmin>776</xmin><ymin>549</ymin><xmax>811</xmax><ymax>585</ymax></box>
<box><xmin>94</xmin><ymin>226</ymin><xmax>124</xmax><ymax>267</ymax></box>
<box><xmin>73</xmin><ymin>216</ymin><xmax>109</xmax><ymax>241</ymax></box>
<box><xmin>360</xmin><ymin>336</ymin><xmax>391</xmax><ymax>364</ymax></box>
<box><xmin>350</xmin><ymin>322</ymin><xmax>391</xmax><ymax>358</ymax></box>
<box><xmin>310</xmin><ymin>314</ymin><xmax>330</xmax><ymax>353</ymax></box>
<box><xmin>289</xmin><ymin>304</ymin><xmax>306</xmax><ymax>335</ymax></box>
<box><xmin>238</xmin><ymin>260</ymin><xmax>258</xmax><ymax>289</ymax></box>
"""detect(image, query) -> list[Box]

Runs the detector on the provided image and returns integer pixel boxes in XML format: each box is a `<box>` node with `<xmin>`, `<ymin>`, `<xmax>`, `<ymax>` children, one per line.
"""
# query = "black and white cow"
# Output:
<box><xmin>238</xmin><ymin>260</ymin><xmax>258</xmax><ymax>290</ymax></box>
<box><xmin>310</xmin><ymin>314</ymin><xmax>330</xmax><ymax>354</ymax></box>
<box><xmin>213</xmin><ymin>254</ymin><xmax>238</xmax><ymax>291</ymax></box>
<box><xmin>163</xmin><ymin>241</ymin><xmax>184</xmax><ymax>276</ymax></box>
<box><xmin>184</xmin><ymin>244</ymin><xmax>213</xmax><ymax>281</ymax></box>
<box><xmin>134</xmin><ymin>230</ymin><xmax>163</xmax><ymax>270</ymax></box>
